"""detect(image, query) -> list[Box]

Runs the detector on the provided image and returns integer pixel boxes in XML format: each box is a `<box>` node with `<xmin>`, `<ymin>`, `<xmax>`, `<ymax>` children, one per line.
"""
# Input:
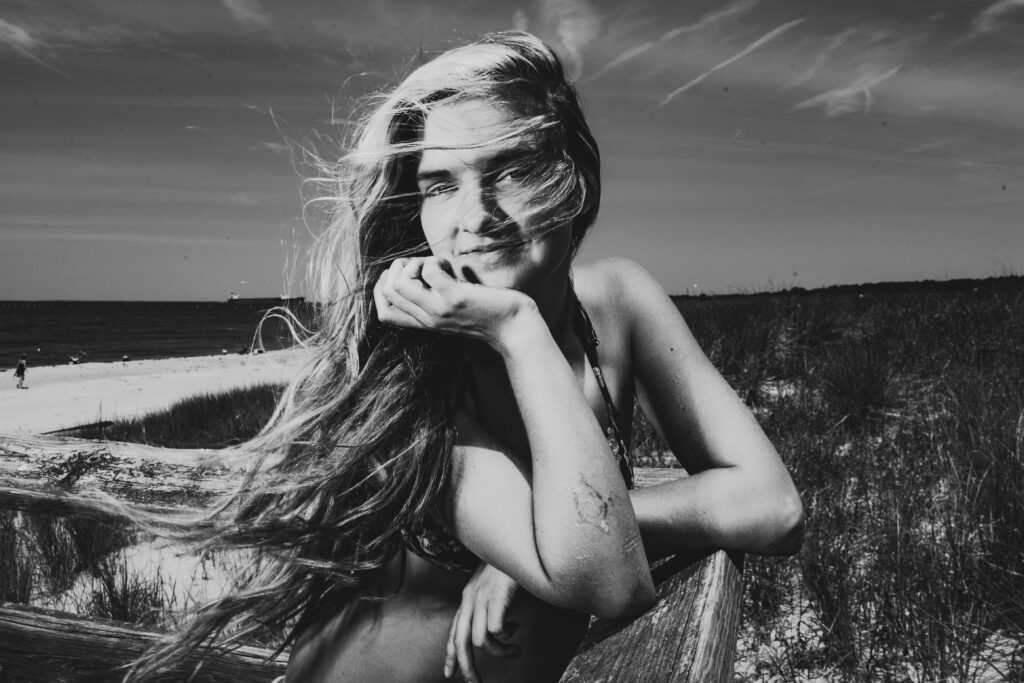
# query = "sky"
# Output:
<box><xmin>1</xmin><ymin>0</ymin><xmax>1022</xmax><ymax>300</ymax></box>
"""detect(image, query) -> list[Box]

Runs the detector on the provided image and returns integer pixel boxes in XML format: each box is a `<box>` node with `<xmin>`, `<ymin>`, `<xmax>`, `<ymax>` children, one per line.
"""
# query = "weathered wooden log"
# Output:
<box><xmin>0</xmin><ymin>434</ymin><xmax>743</xmax><ymax>682</ymax></box>
<box><xmin>0</xmin><ymin>603</ymin><xmax>285</xmax><ymax>683</ymax></box>
<box><xmin>0</xmin><ymin>433</ymin><xmax>235</xmax><ymax>507</ymax></box>
<box><xmin>0</xmin><ymin>485</ymin><xmax>175</xmax><ymax>524</ymax></box>
<box><xmin>559</xmin><ymin>550</ymin><xmax>743</xmax><ymax>683</ymax></box>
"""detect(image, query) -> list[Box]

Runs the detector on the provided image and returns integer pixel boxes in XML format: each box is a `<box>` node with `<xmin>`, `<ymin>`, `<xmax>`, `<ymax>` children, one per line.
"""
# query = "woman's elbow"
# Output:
<box><xmin>762</xmin><ymin>488</ymin><xmax>805</xmax><ymax>556</ymax></box>
<box><xmin>555</xmin><ymin>564</ymin><xmax>656</xmax><ymax>620</ymax></box>
<box><xmin>587</xmin><ymin>576</ymin><xmax>657</xmax><ymax>620</ymax></box>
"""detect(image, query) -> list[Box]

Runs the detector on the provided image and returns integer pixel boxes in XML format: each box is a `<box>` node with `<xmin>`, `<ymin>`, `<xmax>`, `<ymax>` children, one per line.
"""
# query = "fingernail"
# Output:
<box><xmin>444</xmin><ymin>663</ymin><xmax>451</xmax><ymax>678</ymax></box>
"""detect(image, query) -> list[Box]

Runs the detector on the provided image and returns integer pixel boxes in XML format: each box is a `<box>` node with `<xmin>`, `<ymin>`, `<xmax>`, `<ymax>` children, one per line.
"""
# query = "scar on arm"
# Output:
<box><xmin>571</xmin><ymin>477</ymin><xmax>614</xmax><ymax>534</ymax></box>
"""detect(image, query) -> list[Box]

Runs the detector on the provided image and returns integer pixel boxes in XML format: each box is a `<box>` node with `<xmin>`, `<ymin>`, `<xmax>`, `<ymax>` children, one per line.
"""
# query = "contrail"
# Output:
<box><xmin>7</xmin><ymin>43</ymin><xmax>72</xmax><ymax>80</ymax></box>
<box><xmin>0</xmin><ymin>27</ymin><xmax>72</xmax><ymax>80</ymax></box>
<box><xmin>587</xmin><ymin>0</ymin><xmax>758</xmax><ymax>82</ymax></box>
<box><xmin>787</xmin><ymin>26</ymin><xmax>892</xmax><ymax>89</ymax></box>
<box><xmin>793</xmin><ymin>66</ymin><xmax>900</xmax><ymax>117</ymax></box>
<box><xmin>659</xmin><ymin>18</ymin><xmax>805</xmax><ymax>108</ymax></box>
<box><xmin>787</xmin><ymin>27</ymin><xmax>858</xmax><ymax>88</ymax></box>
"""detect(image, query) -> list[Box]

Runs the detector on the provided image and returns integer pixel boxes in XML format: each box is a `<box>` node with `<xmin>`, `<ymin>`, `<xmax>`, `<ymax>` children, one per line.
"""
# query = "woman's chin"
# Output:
<box><xmin>453</xmin><ymin>250</ymin><xmax>526</xmax><ymax>287</ymax></box>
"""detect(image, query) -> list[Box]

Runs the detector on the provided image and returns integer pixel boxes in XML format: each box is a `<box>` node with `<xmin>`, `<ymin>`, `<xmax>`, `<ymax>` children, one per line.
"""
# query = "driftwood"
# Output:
<box><xmin>559</xmin><ymin>550</ymin><xmax>743</xmax><ymax>683</ymax></box>
<box><xmin>0</xmin><ymin>603</ymin><xmax>286</xmax><ymax>683</ymax></box>
<box><xmin>0</xmin><ymin>434</ymin><xmax>743</xmax><ymax>682</ymax></box>
<box><xmin>0</xmin><ymin>433</ymin><xmax>233</xmax><ymax>506</ymax></box>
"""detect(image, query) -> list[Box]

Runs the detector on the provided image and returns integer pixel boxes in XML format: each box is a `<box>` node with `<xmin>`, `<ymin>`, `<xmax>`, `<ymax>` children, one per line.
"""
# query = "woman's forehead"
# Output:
<box><xmin>419</xmin><ymin>100</ymin><xmax>537</xmax><ymax>158</ymax></box>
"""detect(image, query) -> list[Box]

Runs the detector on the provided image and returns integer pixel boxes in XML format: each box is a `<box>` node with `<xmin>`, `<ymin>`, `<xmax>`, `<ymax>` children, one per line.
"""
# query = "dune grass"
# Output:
<box><xmin>627</xmin><ymin>282</ymin><xmax>1024</xmax><ymax>680</ymax></box>
<box><xmin>0</xmin><ymin>511</ymin><xmax>35</xmax><ymax>603</ymax></box>
<box><xmin>664</xmin><ymin>283</ymin><xmax>1024</xmax><ymax>682</ymax></box>
<box><xmin>61</xmin><ymin>383</ymin><xmax>285</xmax><ymax>448</ymax></box>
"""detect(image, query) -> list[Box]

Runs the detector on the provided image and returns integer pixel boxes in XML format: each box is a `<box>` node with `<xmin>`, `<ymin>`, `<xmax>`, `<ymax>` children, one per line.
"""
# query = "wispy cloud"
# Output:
<box><xmin>2</xmin><ymin>227</ymin><xmax>258</xmax><ymax>247</ymax></box>
<box><xmin>970</xmin><ymin>0</ymin><xmax>1024</xmax><ymax>36</ymax></box>
<box><xmin>786</xmin><ymin>26</ymin><xmax>893</xmax><ymax>89</ymax></box>
<box><xmin>901</xmin><ymin>141</ymin><xmax>947</xmax><ymax>154</ymax></box>
<box><xmin>0</xmin><ymin>18</ymin><xmax>72</xmax><ymax>79</ymax></box>
<box><xmin>518</xmin><ymin>0</ymin><xmax>602</xmax><ymax>80</ymax></box>
<box><xmin>513</xmin><ymin>8</ymin><xmax>529</xmax><ymax>31</ymax></box>
<box><xmin>219</xmin><ymin>0</ymin><xmax>277</xmax><ymax>38</ymax></box>
<box><xmin>0</xmin><ymin>18</ymin><xmax>33</xmax><ymax>49</ymax></box>
<box><xmin>252</xmin><ymin>141</ymin><xmax>290</xmax><ymax>155</ymax></box>
<box><xmin>793</xmin><ymin>66</ymin><xmax>900</xmax><ymax>117</ymax></box>
<box><xmin>226</xmin><ymin>191</ymin><xmax>265</xmax><ymax>207</ymax></box>
<box><xmin>54</xmin><ymin>24</ymin><xmax>163</xmax><ymax>51</ymax></box>
<box><xmin>0</xmin><ymin>18</ymin><xmax>162</xmax><ymax>54</ymax></box>
<box><xmin>659</xmin><ymin>18</ymin><xmax>806</xmax><ymax>108</ymax></box>
<box><xmin>587</xmin><ymin>0</ymin><xmax>758</xmax><ymax>82</ymax></box>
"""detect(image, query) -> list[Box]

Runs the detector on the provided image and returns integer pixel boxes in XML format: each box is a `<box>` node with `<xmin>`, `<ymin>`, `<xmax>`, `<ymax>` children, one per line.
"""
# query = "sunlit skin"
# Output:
<box><xmin>416</xmin><ymin>100</ymin><xmax>574</xmax><ymax>304</ymax></box>
<box><xmin>285</xmin><ymin>99</ymin><xmax>805</xmax><ymax>683</ymax></box>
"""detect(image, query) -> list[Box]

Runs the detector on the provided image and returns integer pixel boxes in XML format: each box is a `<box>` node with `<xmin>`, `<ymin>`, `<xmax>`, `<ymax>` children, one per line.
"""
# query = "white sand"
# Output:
<box><xmin>0</xmin><ymin>349</ymin><xmax>310</xmax><ymax>434</ymax></box>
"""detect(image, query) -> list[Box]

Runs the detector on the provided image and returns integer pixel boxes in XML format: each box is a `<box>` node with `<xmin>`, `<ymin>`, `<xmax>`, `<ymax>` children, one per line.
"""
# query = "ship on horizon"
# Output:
<box><xmin>226</xmin><ymin>292</ymin><xmax>306</xmax><ymax>305</ymax></box>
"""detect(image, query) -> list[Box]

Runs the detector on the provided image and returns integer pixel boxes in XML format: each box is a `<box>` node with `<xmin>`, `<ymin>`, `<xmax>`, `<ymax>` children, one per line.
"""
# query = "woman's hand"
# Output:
<box><xmin>444</xmin><ymin>562</ymin><xmax>522</xmax><ymax>682</ymax></box>
<box><xmin>373</xmin><ymin>257</ymin><xmax>537</xmax><ymax>348</ymax></box>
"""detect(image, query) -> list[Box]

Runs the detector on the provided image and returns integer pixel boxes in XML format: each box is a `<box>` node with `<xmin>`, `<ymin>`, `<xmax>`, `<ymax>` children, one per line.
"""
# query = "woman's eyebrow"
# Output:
<box><xmin>415</xmin><ymin>168</ymin><xmax>452</xmax><ymax>185</ymax></box>
<box><xmin>484</xmin><ymin>145</ymin><xmax>537</xmax><ymax>171</ymax></box>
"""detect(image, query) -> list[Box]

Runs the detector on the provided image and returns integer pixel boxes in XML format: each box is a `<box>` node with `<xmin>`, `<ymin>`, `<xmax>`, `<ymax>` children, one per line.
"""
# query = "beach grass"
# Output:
<box><xmin>628</xmin><ymin>282</ymin><xmax>1024</xmax><ymax>680</ymax></box>
<box><xmin>684</xmin><ymin>284</ymin><xmax>1024</xmax><ymax>682</ymax></box>
<box><xmin>59</xmin><ymin>383</ymin><xmax>285</xmax><ymax>449</ymax></box>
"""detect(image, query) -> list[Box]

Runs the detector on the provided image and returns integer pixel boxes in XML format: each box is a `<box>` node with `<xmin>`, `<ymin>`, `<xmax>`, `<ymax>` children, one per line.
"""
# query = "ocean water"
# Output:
<box><xmin>0</xmin><ymin>300</ymin><xmax>313</xmax><ymax>369</ymax></box>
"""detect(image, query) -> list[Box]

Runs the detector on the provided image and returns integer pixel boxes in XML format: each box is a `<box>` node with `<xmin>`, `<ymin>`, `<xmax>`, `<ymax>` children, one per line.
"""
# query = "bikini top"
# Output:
<box><xmin>401</xmin><ymin>292</ymin><xmax>634</xmax><ymax>575</ymax></box>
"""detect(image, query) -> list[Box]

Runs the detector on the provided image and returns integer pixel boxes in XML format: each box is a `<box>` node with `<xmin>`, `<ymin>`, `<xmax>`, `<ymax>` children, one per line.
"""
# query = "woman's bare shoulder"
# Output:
<box><xmin>572</xmin><ymin>257</ymin><xmax>668</xmax><ymax>327</ymax></box>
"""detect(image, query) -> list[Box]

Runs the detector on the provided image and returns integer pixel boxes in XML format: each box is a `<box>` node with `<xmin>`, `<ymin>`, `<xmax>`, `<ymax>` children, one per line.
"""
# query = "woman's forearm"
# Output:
<box><xmin>493</xmin><ymin>306</ymin><xmax>654</xmax><ymax>617</ymax></box>
<box><xmin>629</xmin><ymin>468</ymin><xmax>805</xmax><ymax>561</ymax></box>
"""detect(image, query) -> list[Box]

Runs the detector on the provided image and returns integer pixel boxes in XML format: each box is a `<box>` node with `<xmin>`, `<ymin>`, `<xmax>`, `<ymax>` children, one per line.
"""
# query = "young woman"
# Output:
<box><xmin>129</xmin><ymin>31</ymin><xmax>803</xmax><ymax>683</ymax></box>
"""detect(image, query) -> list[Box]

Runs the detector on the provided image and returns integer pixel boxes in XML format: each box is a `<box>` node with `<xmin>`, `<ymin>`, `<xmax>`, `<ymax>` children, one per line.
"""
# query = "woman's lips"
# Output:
<box><xmin>456</xmin><ymin>243</ymin><xmax>504</xmax><ymax>255</ymax></box>
<box><xmin>456</xmin><ymin>237</ymin><xmax>530</xmax><ymax>256</ymax></box>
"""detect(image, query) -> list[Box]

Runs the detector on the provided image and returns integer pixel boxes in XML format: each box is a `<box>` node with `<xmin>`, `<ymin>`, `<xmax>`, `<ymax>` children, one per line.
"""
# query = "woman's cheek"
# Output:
<box><xmin>419</xmin><ymin>207</ymin><xmax>451</xmax><ymax>257</ymax></box>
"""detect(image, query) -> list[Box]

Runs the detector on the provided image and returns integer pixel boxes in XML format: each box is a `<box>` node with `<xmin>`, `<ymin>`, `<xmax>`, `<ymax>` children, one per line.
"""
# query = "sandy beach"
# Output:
<box><xmin>0</xmin><ymin>349</ymin><xmax>309</xmax><ymax>434</ymax></box>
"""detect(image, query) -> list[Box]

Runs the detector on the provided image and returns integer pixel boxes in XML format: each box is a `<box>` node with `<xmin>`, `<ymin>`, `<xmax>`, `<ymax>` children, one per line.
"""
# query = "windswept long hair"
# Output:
<box><xmin>127</xmin><ymin>31</ymin><xmax>601</xmax><ymax>680</ymax></box>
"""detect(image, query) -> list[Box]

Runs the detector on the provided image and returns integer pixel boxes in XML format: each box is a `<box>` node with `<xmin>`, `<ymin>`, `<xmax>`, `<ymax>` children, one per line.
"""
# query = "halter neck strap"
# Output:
<box><xmin>570</xmin><ymin>287</ymin><xmax>635</xmax><ymax>489</ymax></box>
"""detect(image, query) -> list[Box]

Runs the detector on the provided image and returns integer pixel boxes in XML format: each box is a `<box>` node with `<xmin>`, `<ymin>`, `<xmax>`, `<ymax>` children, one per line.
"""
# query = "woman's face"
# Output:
<box><xmin>416</xmin><ymin>99</ymin><xmax>573</xmax><ymax>296</ymax></box>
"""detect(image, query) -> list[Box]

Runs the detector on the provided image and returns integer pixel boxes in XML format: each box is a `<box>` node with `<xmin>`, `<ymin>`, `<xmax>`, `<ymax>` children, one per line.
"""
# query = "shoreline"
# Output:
<box><xmin>4</xmin><ymin>348</ymin><xmax>288</xmax><ymax>372</ymax></box>
<box><xmin>0</xmin><ymin>348</ymin><xmax>309</xmax><ymax>434</ymax></box>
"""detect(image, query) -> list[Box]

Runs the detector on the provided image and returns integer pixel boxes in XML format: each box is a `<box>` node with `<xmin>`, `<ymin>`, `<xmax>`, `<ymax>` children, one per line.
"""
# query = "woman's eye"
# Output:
<box><xmin>495</xmin><ymin>167</ymin><xmax>528</xmax><ymax>185</ymax></box>
<box><xmin>422</xmin><ymin>183</ymin><xmax>455</xmax><ymax>199</ymax></box>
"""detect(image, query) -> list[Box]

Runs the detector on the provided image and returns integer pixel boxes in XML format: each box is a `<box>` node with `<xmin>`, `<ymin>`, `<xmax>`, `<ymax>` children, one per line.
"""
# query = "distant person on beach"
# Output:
<box><xmin>14</xmin><ymin>354</ymin><xmax>27</xmax><ymax>389</ymax></box>
<box><xmin>129</xmin><ymin>32</ymin><xmax>803</xmax><ymax>683</ymax></box>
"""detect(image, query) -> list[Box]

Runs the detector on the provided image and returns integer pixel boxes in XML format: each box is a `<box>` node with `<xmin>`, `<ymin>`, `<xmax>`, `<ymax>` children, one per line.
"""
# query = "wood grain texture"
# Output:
<box><xmin>0</xmin><ymin>604</ymin><xmax>285</xmax><ymax>683</ymax></box>
<box><xmin>0</xmin><ymin>433</ymin><xmax>236</xmax><ymax>508</ymax></box>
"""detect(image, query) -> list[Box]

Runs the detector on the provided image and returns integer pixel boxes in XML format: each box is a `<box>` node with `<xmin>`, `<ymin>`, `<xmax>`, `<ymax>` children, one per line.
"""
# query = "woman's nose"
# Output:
<box><xmin>457</xmin><ymin>185</ymin><xmax>497</xmax><ymax>235</ymax></box>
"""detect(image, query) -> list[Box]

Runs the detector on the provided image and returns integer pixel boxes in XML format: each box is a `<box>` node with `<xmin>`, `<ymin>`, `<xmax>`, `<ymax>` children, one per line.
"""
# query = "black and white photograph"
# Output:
<box><xmin>1</xmin><ymin>1</ymin><xmax>1022</xmax><ymax>681</ymax></box>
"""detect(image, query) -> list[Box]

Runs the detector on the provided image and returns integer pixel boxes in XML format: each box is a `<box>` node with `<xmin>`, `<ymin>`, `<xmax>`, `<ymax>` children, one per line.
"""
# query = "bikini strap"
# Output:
<box><xmin>571</xmin><ymin>287</ymin><xmax>635</xmax><ymax>489</ymax></box>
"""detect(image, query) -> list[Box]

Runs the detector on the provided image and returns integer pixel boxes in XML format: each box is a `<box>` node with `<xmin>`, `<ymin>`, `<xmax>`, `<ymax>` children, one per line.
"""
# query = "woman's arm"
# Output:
<box><xmin>377</xmin><ymin>257</ymin><xmax>655</xmax><ymax>619</ymax></box>
<box><xmin>605</xmin><ymin>259</ymin><xmax>805</xmax><ymax>559</ymax></box>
